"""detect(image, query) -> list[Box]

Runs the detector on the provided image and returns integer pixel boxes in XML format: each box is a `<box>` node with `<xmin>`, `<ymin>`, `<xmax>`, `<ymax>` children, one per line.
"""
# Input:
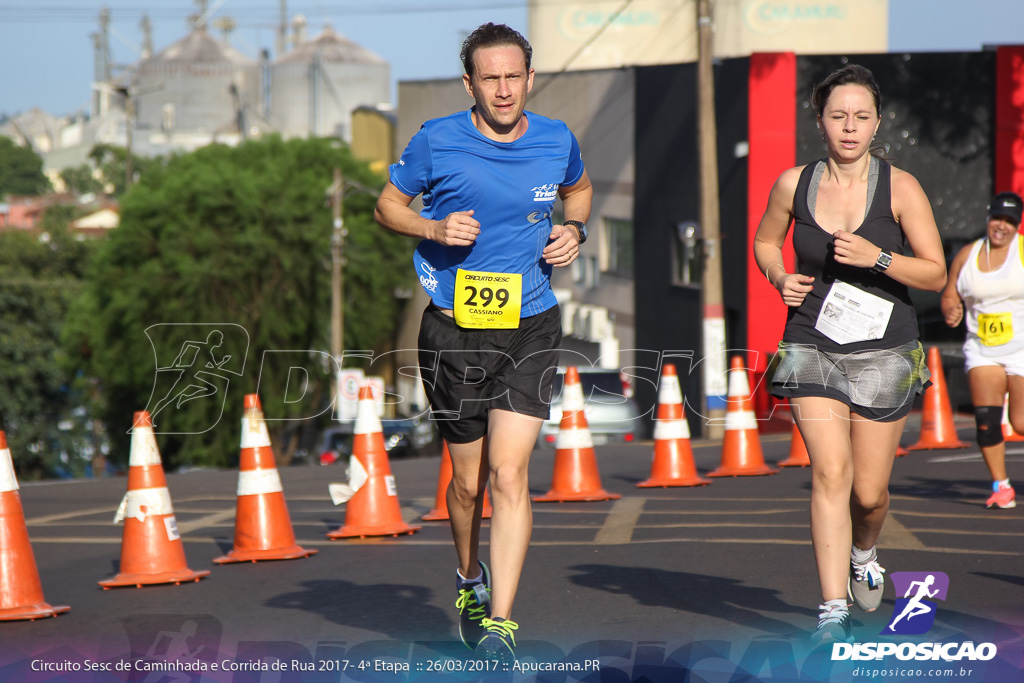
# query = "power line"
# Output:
<box><xmin>0</xmin><ymin>1</ymin><xmax>533</xmax><ymax>23</ymax></box>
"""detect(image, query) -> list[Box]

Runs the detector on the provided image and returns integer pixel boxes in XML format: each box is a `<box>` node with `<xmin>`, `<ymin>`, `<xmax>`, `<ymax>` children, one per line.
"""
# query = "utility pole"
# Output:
<box><xmin>123</xmin><ymin>86</ymin><xmax>134</xmax><ymax>191</ymax></box>
<box><xmin>697</xmin><ymin>0</ymin><xmax>727</xmax><ymax>438</ymax></box>
<box><xmin>114</xmin><ymin>80</ymin><xmax>162</xmax><ymax>191</ymax></box>
<box><xmin>277</xmin><ymin>0</ymin><xmax>287</xmax><ymax>57</ymax></box>
<box><xmin>330</xmin><ymin>168</ymin><xmax>346</xmax><ymax>380</ymax></box>
<box><xmin>140</xmin><ymin>14</ymin><xmax>153</xmax><ymax>59</ymax></box>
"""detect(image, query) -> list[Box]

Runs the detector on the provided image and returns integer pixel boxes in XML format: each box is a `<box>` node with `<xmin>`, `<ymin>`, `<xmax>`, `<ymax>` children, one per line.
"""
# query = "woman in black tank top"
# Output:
<box><xmin>752</xmin><ymin>65</ymin><xmax>947</xmax><ymax>649</ymax></box>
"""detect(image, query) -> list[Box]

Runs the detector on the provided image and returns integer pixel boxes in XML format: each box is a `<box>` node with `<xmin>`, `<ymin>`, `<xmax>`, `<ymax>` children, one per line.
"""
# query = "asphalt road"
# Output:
<box><xmin>1</xmin><ymin>417</ymin><xmax>1021</xmax><ymax>683</ymax></box>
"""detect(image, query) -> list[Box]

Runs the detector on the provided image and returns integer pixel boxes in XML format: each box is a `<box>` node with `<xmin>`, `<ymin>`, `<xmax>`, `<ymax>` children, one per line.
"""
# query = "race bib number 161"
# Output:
<box><xmin>977</xmin><ymin>312</ymin><xmax>1012</xmax><ymax>347</ymax></box>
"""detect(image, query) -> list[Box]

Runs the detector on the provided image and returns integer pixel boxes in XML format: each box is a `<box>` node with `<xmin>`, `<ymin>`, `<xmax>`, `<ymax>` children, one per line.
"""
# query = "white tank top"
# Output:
<box><xmin>957</xmin><ymin>233</ymin><xmax>1024</xmax><ymax>356</ymax></box>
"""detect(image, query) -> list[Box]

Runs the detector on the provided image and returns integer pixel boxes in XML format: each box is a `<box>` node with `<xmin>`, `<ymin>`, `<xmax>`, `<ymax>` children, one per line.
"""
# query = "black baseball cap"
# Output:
<box><xmin>989</xmin><ymin>191</ymin><xmax>1023</xmax><ymax>225</ymax></box>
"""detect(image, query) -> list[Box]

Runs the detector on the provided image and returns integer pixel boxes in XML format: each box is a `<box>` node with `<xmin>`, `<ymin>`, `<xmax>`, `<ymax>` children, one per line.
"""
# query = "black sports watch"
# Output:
<box><xmin>871</xmin><ymin>249</ymin><xmax>893</xmax><ymax>273</ymax></box>
<box><xmin>563</xmin><ymin>220</ymin><xmax>588</xmax><ymax>245</ymax></box>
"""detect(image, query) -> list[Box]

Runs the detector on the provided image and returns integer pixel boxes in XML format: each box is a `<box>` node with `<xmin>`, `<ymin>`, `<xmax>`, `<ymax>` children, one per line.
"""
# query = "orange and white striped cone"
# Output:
<box><xmin>778</xmin><ymin>418</ymin><xmax>811</xmax><ymax>468</ymax></box>
<box><xmin>909</xmin><ymin>347</ymin><xmax>968</xmax><ymax>450</ymax></box>
<box><xmin>637</xmin><ymin>364</ymin><xmax>710</xmax><ymax>487</ymax></box>
<box><xmin>1002</xmin><ymin>394</ymin><xmax>1024</xmax><ymax>442</ymax></box>
<box><xmin>327</xmin><ymin>385</ymin><xmax>421</xmax><ymax>538</ymax></box>
<box><xmin>0</xmin><ymin>432</ymin><xmax>70</xmax><ymax>621</ymax></box>
<box><xmin>533</xmin><ymin>366</ymin><xmax>621</xmax><ymax>502</ymax></box>
<box><xmin>213</xmin><ymin>394</ymin><xmax>317</xmax><ymax>563</ymax></box>
<box><xmin>422</xmin><ymin>441</ymin><xmax>492</xmax><ymax>522</ymax></box>
<box><xmin>99</xmin><ymin>412</ymin><xmax>209</xmax><ymax>588</ymax></box>
<box><xmin>708</xmin><ymin>357</ymin><xmax>779</xmax><ymax>477</ymax></box>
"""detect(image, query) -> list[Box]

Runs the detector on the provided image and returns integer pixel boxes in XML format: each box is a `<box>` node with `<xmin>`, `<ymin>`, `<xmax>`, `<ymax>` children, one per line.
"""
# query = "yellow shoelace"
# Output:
<box><xmin>456</xmin><ymin>589</ymin><xmax>487</xmax><ymax>620</ymax></box>
<box><xmin>480</xmin><ymin>618</ymin><xmax>519</xmax><ymax>646</ymax></box>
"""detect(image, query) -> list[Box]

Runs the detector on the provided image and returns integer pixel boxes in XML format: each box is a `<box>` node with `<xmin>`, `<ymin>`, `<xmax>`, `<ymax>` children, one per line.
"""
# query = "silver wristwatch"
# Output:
<box><xmin>871</xmin><ymin>250</ymin><xmax>892</xmax><ymax>273</ymax></box>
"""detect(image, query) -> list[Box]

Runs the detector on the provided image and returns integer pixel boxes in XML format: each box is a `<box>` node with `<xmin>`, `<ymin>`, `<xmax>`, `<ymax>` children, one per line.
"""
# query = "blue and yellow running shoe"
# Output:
<box><xmin>475</xmin><ymin>616</ymin><xmax>518</xmax><ymax>663</ymax></box>
<box><xmin>455</xmin><ymin>562</ymin><xmax>491</xmax><ymax>650</ymax></box>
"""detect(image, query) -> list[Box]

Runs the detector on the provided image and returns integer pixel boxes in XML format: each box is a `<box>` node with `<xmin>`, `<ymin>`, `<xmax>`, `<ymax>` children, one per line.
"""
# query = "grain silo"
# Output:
<box><xmin>132</xmin><ymin>22</ymin><xmax>261</xmax><ymax>148</ymax></box>
<box><xmin>270</xmin><ymin>24</ymin><xmax>390</xmax><ymax>141</ymax></box>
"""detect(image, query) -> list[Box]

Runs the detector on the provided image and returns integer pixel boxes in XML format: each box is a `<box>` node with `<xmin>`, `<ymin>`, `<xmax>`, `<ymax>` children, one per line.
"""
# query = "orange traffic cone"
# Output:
<box><xmin>909</xmin><ymin>347</ymin><xmax>968</xmax><ymax>450</ymax></box>
<box><xmin>895</xmin><ymin>445</ymin><xmax>910</xmax><ymax>458</ymax></box>
<box><xmin>422</xmin><ymin>441</ymin><xmax>492</xmax><ymax>521</ymax></box>
<box><xmin>213</xmin><ymin>394</ymin><xmax>317</xmax><ymax>563</ymax></box>
<box><xmin>1002</xmin><ymin>395</ymin><xmax>1024</xmax><ymax>442</ymax></box>
<box><xmin>99</xmin><ymin>412</ymin><xmax>210</xmax><ymax>588</ymax></box>
<box><xmin>637</xmin><ymin>364</ymin><xmax>710</xmax><ymax>487</ymax></box>
<box><xmin>327</xmin><ymin>386</ymin><xmax>421</xmax><ymax>538</ymax></box>
<box><xmin>708</xmin><ymin>357</ymin><xmax>779</xmax><ymax>477</ymax></box>
<box><xmin>778</xmin><ymin>419</ymin><xmax>811</xmax><ymax>467</ymax></box>
<box><xmin>533</xmin><ymin>367</ymin><xmax>621</xmax><ymax>502</ymax></box>
<box><xmin>0</xmin><ymin>432</ymin><xmax>70</xmax><ymax>621</ymax></box>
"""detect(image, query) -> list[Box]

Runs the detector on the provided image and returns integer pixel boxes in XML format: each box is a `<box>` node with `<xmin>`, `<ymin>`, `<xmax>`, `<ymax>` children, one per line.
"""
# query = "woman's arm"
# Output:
<box><xmin>753</xmin><ymin>166</ymin><xmax>816</xmax><ymax>307</ymax></box>
<box><xmin>833</xmin><ymin>167</ymin><xmax>946</xmax><ymax>292</ymax></box>
<box><xmin>940</xmin><ymin>244</ymin><xmax>971</xmax><ymax>327</ymax></box>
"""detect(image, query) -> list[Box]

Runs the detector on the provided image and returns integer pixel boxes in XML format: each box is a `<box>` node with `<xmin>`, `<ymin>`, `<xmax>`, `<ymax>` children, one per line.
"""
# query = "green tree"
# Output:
<box><xmin>0</xmin><ymin>136</ymin><xmax>51</xmax><ymax>197</ymax></box>
<box><xmin>88</xmin><ymin>144</ymin><xmax>166</xmax><ymax>196</ymax></box>
<box><xmin>60</xmin><ymin>163</ymin><xmax>105</xmax><ymax>196</ymax></box>
<box><xmin>0</xmin><ymin>221</ymin><xmax>97</xmax><ymax>479</ymax></box>
<box><xmin>65</xmin><ymin>136</ymin><xmax>413</xmax><ymax>470</ymax></box>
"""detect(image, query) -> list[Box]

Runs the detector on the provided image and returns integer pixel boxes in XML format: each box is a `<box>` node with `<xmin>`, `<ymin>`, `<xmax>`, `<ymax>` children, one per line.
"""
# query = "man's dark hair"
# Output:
<box><xmin>460</xmin><ymin>23</ymin><xmax>533</xmax><ymax>79</ymax></box>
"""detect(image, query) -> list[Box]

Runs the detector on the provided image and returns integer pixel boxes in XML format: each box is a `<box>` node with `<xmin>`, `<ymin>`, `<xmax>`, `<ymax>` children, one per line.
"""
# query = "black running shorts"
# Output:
<box><xmin>417</xmin><ymin>302</ymin><xmax>562</xmax><ymax>444</ymax></box>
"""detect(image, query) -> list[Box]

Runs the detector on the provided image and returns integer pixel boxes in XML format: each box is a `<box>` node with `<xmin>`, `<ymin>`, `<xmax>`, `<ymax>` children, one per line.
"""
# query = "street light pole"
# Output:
<box><xmin>330</xmin><ymin>168</ymin><xmax>345</xmax><ymax>365</ymax></box>
<box><xmin>697</xmin><ymin>0</ymin><xmax>727</xmax><ymax>438</ymax></box>
<box><xmin>330</xmin><ymin>168</ymin><xmax>347</xmax><ymax>417</ymax></box>
<box><xmin>124</xmin><ymin>89</ymin><xmax>134</xmax><ymax>191</ymax></box>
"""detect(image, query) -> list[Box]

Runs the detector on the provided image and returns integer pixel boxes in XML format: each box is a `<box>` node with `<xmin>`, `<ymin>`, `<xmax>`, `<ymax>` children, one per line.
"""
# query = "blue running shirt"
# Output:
<box><xmin>389</xmin><ymin>108</ymin><xmax>585</xmax><ymax>316</ymax></box>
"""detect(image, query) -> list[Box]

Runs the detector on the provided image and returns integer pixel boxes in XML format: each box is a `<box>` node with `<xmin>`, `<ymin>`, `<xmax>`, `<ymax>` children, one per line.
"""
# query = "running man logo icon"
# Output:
<box><xmin>143</xmin><ymin>324</ymin><xmax>249</xmax><ymax>434</ymax></box>
<box><xmin>124</xmin><ymin>614</ymin><xmax>221</xmax><ymax>680</ymax></box>
<box><xmin>883</xmin><ymin>571</ymin><xmax>950</xmax><ymax>635</ymax></box>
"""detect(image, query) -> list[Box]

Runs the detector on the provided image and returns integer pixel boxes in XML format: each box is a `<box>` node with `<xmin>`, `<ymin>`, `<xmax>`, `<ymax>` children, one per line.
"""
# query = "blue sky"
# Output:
<box><xmin>1</xmin><ymin>0</ymin><xmax>1022</xmax><ymax>118</ymax></box>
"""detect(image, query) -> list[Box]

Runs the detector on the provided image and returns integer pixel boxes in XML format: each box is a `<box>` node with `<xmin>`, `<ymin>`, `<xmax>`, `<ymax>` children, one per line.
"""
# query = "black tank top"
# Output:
<box><xmin>782</xmin><ymin>158</ymin><xmax>919</xmax><ymax>352</ymax></box>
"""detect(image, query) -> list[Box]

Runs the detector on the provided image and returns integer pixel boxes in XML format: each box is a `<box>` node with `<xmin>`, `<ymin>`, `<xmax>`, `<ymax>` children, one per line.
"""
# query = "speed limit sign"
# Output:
<box><xmin>336</xmin><ymin>368</ymin><xmax>365</xmax><ymax>421</ymax></box>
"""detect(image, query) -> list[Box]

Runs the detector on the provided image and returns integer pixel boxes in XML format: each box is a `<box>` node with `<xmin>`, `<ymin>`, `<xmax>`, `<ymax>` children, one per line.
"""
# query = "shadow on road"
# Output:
<box><xmin>971</xmin><ymin>571</ymin><xmax>1024</xmax><ymax>589</ymax></box>
<box><xmin>265</xmin><ymin>580</ymin><xmax>453</xmax><ymax>641</ymax></box>
<box><xmin>567</xmin><ymin>564</ymin><xmax>813</xmax><ymax>638</ymax></box>
<box><xmin>889</xmin><ymin>475</ymin><xmax>993</xmax><ymax>504</ymax></box>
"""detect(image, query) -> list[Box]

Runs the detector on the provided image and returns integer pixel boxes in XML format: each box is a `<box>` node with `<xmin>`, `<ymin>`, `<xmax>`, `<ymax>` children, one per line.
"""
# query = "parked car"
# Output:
<box><xmin>318</xmin><ymin>414</ymin><xmax>439</xmax><ymax>465</ymax></box>
<box><xmin>536</xmin><ymin>367</ymin><xmax>644</xmax><ymax>449</ymax></box>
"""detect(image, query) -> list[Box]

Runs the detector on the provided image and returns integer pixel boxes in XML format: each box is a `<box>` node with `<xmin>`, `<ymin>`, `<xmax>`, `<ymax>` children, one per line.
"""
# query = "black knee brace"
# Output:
<box><xmin>975</xmin><ymin>406</ymin><xmax>1004</xmax><ymax>447</ymax></box>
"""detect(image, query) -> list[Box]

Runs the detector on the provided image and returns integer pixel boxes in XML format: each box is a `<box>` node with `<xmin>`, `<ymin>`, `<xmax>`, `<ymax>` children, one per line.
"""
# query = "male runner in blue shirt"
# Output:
<box><xmin>375</xmin><ymin>22</ymin><xmax>592</xmax><ymax>662</ymax></box>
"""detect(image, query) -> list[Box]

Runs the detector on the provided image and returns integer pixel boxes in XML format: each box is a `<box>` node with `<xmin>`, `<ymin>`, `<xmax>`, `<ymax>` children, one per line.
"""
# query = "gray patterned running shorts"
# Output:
<box><xmin>770</xmin><ymin>340</ymin><xmax>931</xmax><ymax>422</ymax></box>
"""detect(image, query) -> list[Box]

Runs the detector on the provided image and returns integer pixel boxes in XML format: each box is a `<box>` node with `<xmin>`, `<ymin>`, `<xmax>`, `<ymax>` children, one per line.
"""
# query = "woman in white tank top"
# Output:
<box><xmin>941</xmin><ymin>191</ymin><xmax>1023</xmax><ymax>510</ymax></box>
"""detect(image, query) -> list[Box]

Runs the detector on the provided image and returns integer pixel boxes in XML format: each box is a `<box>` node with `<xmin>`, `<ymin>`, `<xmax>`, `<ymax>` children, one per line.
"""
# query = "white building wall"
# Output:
<box><xmin>529</xmin><ymin>0</ymin><xmax>888</xmax><ymax>72</ymax></box>
<box><xmin>270</xmin><ymin>61</ymin><xmax>390</xmax><ymax>141</ymax></box>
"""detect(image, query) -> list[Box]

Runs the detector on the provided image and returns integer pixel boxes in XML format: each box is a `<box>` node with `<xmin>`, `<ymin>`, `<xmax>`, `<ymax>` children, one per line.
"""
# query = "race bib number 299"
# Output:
<box><xmin>454</xmin><ymin>269</ymin><xmax>522</xmax><ymax>329</ymax></box>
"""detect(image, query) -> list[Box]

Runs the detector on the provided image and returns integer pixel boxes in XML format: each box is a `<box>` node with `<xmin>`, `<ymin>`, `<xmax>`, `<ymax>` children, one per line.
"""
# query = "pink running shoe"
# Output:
<box><xmin>986</xmin><ymin>483</ymin><xmax>1016</xmax><ymax>509</ymax></box>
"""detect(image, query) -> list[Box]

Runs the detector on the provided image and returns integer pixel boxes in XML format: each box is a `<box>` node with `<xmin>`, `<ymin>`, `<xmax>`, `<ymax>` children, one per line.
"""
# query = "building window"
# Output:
<box><xmin>572</xmin><ymin>256</ymin><xmax>585</xmax><ymax>284</ymax></box>
<box><xmin>673</xmin><ymin>221</ymin><xmax>703</xmax><ymax>287</ymax></box>
<box><xmin>572</xmin><ymin>255</ymin><xmax>600</xmax><ymax>289</ymax></box>
<box><xmin>605</xmin><ymin>218</ymin><xmax>634</xmax><ymax>276</ymax></box>
<box><xmin>588</xmin><ymin>256</ymin><xmax>599</xmax><ymax>288</ymax></box>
